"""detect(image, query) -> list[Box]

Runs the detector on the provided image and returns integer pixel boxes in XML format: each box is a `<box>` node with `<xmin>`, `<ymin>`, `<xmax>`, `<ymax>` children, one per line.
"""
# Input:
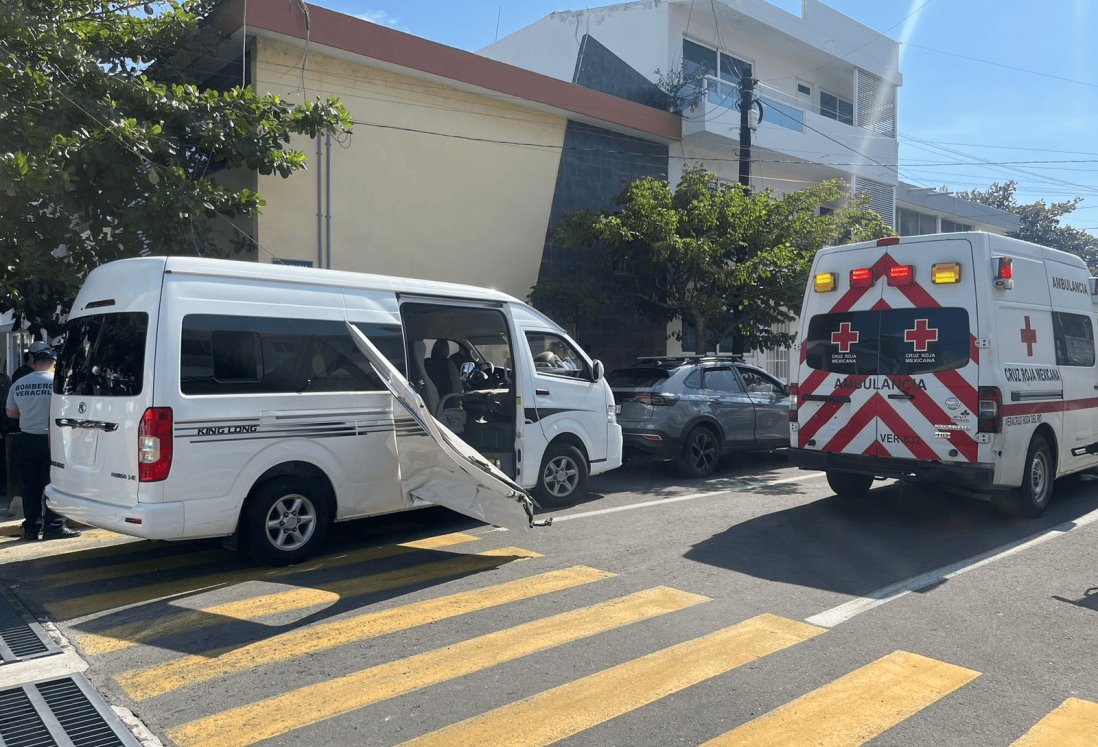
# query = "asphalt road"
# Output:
<box><xmin>3</xmin><ymin>452</ymin><xmax>1098</xmax><ymax>746</ymax></box>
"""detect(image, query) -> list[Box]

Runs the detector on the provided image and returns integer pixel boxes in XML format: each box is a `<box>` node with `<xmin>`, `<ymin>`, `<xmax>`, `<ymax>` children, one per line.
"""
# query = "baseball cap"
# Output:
<box><xmin>32</xmin><ymin>348</ymin><xmax>57</xmax><ymax>363</ymax></box>
<box><xmin>27</xmin><ymin>341</ymin><xmax>49</xmax><ymax>354</ymax></box>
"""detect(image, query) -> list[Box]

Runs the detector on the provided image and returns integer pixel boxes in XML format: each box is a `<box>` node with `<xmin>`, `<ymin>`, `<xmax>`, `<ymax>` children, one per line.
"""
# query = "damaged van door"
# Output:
<box><xmin>346</xmin><ymin>322</ymin><xmax>545</xmax><ymax>531</ymax></box>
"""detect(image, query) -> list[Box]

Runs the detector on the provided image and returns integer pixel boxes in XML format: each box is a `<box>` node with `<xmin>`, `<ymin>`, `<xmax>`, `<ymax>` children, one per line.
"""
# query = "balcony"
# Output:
<box><xmin>681</xmin><ymin>77</ymin><xmax>898</xmax><ymax>185</ymax></box>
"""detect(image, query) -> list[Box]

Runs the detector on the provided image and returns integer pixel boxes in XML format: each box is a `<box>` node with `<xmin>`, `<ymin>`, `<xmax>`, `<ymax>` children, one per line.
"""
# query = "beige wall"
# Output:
<box><xmin>252</xmin><ymin>38</ymin><xmax>567</xmax><ymax>300</ymax></box>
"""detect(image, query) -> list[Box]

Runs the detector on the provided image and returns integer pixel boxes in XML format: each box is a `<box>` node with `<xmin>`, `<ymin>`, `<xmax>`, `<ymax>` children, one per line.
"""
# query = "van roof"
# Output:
<box><xmin>821</xmin><ymin>231</ymin><xmax>1090</xmax><ymax>271</ymax></box>
<box><xmin>105</xmin><ymin>256</ymin><xmax>523</xmax><ymax>304</ymax></box>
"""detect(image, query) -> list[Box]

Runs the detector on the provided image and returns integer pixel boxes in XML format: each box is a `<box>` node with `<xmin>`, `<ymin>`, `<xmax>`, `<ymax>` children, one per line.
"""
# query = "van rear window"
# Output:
<box><xmin>805</xmin><ymin>307</ymin><xmax>970</xmax><ymax>375</ymax></box>
<box><xmin>55</xmin><ymin>313</ymin><xmax>149</xmax><ymax>396</ymax></box>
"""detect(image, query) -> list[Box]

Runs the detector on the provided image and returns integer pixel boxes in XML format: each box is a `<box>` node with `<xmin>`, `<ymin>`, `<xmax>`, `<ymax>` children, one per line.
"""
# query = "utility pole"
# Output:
<box><xmin>738</xmin><ymin>75</ymin><xmax>757</xmax><ymax>190</ymax></box>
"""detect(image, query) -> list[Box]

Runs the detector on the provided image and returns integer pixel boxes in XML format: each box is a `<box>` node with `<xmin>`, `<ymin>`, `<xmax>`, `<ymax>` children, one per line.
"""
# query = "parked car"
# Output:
<box><xmin>608</xmin><ymin>355</ymin><xmax>790</xmax><ymax>477</ymax></box>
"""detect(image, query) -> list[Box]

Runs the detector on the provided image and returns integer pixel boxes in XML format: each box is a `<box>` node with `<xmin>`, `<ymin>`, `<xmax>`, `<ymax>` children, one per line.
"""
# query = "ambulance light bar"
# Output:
<box><xmin>813</xmin><ymin>272</ymin><xmax>837</xmax><ymax>292</ymax></box>
<box><xmin>887</xmin><ymin>264</ymin><xmax>914</xmax><ymax>286</ymax></box>
<box><xmin>877</xmin><ymin>237</ymin><xmax>900</xmax><ymax>247</ymax></box>
<box><xmin>931</xmin><ymin>263</ymin><xmax>962</xmax><ymax>284</ymax></box>
<box><xmin>994</xmin><ymin>257</ymin><xmax>1014</xmax><ymax>290</ymax></box>
<box><xmin>849</xmin><ymin>268</ymin><xmax>874</xmax><ymax>288</ymax></box>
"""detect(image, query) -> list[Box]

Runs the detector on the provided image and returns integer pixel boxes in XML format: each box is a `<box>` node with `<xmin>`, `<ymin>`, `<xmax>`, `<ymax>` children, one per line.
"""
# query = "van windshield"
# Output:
<box><xmin>55</xmin><ymin>312</ymin><xmax>149</xmax><ymax>396</ymax></box>
<box><xmin>804</xmin><ymin>307</ymin><xmax>970</xmax><ymax>375</ymax></box>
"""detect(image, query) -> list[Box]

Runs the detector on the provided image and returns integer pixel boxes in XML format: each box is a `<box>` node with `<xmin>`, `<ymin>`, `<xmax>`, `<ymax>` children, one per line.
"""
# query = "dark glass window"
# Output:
<box><xmin>55</xmin><ymin>313</ymin><xmax>148</xmax><ymax>397</ymax></box>
<box><xmin>180</xmin><ymin>315</ymin><xmax>405</xmax><ymax>395</ymax></box>
<box><xmin>1053</xmin><ymin>312</ymin><xmax>1095</xmax><ymax>367</ymax></box>
<box><xmin>805</xmin><ymin>308</ymin><xmax>971</xmax><ymax>375</ymax></box>
<box><xmin>683</xmin><ymin>39</ymin><xmax>717</xmax><ymax>79</ymax></box>
<box><xmin>703</xmin><ymin>367</ymin><xmax>744</xmax><ymax>393</ymax></box>
<box><xmin>940</xmin><ymin>219</ymin><xmax>972</xmax><ymax>233</ymax></box>
<box><xmin>820</xmin><ymin>91</ymin><xmax>853</xmax><ymax>125</ymax></box>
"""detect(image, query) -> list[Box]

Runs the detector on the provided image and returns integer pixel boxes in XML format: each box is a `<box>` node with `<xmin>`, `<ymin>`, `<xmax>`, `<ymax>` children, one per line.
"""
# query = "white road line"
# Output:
<box><xmin>551</xmin><ymin>472</ymin><xmax>827</xmax><ymax>523</ymax></box>
<box><xmin>807</xmin><ymin>505</ymin><xmax>1098</xmax><ymax>628</ymax></box>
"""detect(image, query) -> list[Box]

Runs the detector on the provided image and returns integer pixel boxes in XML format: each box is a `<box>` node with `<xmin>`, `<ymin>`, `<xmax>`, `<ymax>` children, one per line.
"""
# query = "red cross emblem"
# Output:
<box><xmin>904</xmin><ymin>318</ymin><xmax>939</xmax><ymax>352</ymax></box>
<box><xmin>831</xmin><ymin>321</ymin><xmax>860</xmax><ymax>353</ymax></box>
<box><xmin>1020</xmin><ymin>315</ymin><xmax>1037</xmax><ymax>356</ymax></box>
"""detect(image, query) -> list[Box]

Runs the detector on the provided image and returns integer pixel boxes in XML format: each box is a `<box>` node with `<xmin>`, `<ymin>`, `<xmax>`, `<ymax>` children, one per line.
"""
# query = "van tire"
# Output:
<box><xmin>994</xmin><ymin>435</ymin><xmax>1054</xmax><ymax>518</ymax></box>
<box><xmin>244</xmin><ymin>477</ymin><xmax>332</xmax><ymax>565</ymax></box>
<box><xmin>677</xmin><ymin>426</ymin><xmax>720</xmax><ymax>478</ymax></box>
<box><xmin>535</xmin><ymin>443</ymin><xmax>588</xmax><ymax>503</ymax></box>
<box><xmin>826</xmin><ymin>470</ymin><xmax>873</xmax><ymax>498</ymax></box>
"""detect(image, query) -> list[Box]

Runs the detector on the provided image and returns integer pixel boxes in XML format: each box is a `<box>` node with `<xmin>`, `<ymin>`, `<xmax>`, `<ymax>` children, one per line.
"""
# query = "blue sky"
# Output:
<box><xmin>315</xmin><ymin>0</ymin><xmax>1098</xmax><ymax>234</ymax></box>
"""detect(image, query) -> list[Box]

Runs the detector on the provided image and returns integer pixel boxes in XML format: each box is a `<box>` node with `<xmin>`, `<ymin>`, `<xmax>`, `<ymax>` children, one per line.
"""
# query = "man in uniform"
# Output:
<box><xmin>5</xmin><ymin>347</ymin><xmax>79</xmax><ymax>540</ymax></box>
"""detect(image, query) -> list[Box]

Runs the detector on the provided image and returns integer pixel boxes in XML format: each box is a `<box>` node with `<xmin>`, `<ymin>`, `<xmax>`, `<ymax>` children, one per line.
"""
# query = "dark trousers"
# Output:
<box><xmin>13</xmin><ymin>433</ymin><xmax>62</xmax><ymax>535</ymax></box>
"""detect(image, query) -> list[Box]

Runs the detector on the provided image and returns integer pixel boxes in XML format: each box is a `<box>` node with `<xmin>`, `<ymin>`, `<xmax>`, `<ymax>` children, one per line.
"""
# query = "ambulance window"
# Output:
<box><xmin>804</xmin><ymin>312</ymin><xmax>879</xmax><ymax>375</ymax></box>
<box><xmin>805</xmin><ymin>308</ymin><xmax>970</xmax><ymax>375</ymax></box>
<box><xmin>1052</xmin><ymin>312</ymin><xmax>1095</xmax><ymax>367</ymax></box>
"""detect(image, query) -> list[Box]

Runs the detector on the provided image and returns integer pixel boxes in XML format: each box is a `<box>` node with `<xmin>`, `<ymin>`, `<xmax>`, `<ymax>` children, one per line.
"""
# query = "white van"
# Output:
<box><xmin>789</xmin><ymin>232</ymin><xmax>1098</xmax><ymax>517</ymax></box>
<box><xmin>45</xmin><ymin>257</ymin><xmax>622</xmax><ymax>563</ymax></box>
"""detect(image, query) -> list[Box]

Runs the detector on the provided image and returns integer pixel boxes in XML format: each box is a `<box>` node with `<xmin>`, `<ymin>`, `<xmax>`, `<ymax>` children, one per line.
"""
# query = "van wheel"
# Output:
<box><xmin>677</xmin><ymin>426</ymin><xmax>719</xmax><ymax>478</ymax></box>
<box><xmin>826</xmin><ymin>470</ymin><xmax>873</xmax><ymax>498</ymax></box>
<box><xmin>535</xmin><ymin>443</ymin><xmax>588</xmax><ymax>503</ymax></box>
<box><xmin>244</xmin><ymin>477</ymin><xmax>332</xmax><ymax>565</ymax></box>
<box><xmin>994</xmin><ymin>435</ymin><xmax>1054</xmax><ymax>518</ymax></box>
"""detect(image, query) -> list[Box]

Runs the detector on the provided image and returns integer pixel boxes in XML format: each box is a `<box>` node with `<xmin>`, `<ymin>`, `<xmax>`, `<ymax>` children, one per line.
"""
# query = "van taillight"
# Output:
<box><xmin>139</xmin><ymin>407</ymin><xmax>173</xmax><ymax>482</ymax></box>
<box><xmin>789</xmin><ymin>383</ymin><xmax>798</xmax><ymax>423</ymax></box>
<box><xmin>977</xmin><ymin>387</ymin><xmax>1002</xmax><ymax>434</ymax></box>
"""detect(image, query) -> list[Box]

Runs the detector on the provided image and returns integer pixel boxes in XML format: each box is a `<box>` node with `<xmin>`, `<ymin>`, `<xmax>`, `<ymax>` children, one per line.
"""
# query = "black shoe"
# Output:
<box><xmin>21</xmin><ymin>532</ymin><xmax>41</xmax><ymax>541</ymax></box>
<box><xmin>42</xmin><ymin>527</ymin><xmax>81</xmax><ymax>539</ymax></box>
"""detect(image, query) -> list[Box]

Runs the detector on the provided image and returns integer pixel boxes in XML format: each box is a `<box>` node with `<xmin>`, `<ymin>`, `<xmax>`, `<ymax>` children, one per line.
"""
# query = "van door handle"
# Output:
<box><xmin>887</xmin><ymin>394</ymin><xmax>914</xmax><ymax>400</ymax></box>
<box><xmin>54</xmin><ymin>418</ymin><xmax>119</xmax><ymax>432</ymax></box>
<box><xmin>536</xmin><ymin>388</ymin><xmax>550</xmax><ymax>396</ymax></box>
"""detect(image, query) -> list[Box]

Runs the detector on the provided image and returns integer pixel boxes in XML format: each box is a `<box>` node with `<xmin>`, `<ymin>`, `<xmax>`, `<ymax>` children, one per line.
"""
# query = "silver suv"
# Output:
<box><xmin>608</xmin><ymin>355</ymin><xmax>790</xmax><ymax>477</ymax></box>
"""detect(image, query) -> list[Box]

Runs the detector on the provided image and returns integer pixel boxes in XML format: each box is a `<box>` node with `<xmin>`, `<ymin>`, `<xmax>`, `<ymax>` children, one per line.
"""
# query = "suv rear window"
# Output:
<box><xmin>805</xmin><ymin>307</ymin><xmax>970</xmax><ymax>375</ymax></box>
<box><xmin>607</xmin><ymin>368</ymin><xmax>672</xmax><ymax>388</ymax></box>
<box><xmin>55</xmin><ymin>312</ymin><xmax>149</xmax><ymax>396</ymax></box>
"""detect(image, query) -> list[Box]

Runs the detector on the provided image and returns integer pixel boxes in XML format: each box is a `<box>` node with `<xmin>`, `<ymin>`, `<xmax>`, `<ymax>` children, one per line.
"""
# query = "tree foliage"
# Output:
<box><xmin>1</xmin><ymin>0</ymin><xmax>351</xmax><ymax>335</ymax></box>
<box><xmin>543</xmin><ymin>168</ymin><xmax>893</xmax><ymax>354</ymax></box>
<box><xmin>956</xmin><ymin>180</ymin><xmax>1098</xmax><ymax>270</ymax></box>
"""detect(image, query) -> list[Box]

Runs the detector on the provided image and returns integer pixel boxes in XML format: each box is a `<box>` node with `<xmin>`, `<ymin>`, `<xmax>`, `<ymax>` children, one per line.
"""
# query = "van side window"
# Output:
<box><xmin>526</xmin><ymin>332</ymin><xmax>587</xmax><ymax>379</ymax></box>
<box><xmin>1052</xmin><ymin>312</ymin><xmax>1095</xmax><ymax>367</ymax></box>
<box><xmin>181</xmin><ymin>315</ymin><xmax>404</xmax><ymax>395</ymax></box>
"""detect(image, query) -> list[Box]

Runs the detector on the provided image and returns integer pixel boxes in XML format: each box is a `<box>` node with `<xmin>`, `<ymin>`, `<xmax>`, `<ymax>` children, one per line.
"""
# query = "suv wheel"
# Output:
<box><xmin>677</xmin><ymin>426</ymin><xmax>719</xmax><ymax>478</ymax></box>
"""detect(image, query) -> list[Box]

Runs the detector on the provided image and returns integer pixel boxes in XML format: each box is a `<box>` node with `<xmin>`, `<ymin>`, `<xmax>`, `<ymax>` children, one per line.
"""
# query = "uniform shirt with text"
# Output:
<box><xmin>6</xmin><ymin>370</ymin><xmax>54</xmax><ymax>435</ymax></box>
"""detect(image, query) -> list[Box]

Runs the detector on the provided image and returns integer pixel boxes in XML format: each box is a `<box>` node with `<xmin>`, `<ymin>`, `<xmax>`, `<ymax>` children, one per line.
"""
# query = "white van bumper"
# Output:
<box><xmin>45</xmin><ymin>485</ymin><xmax>186</xmax><ymax>540</ymax></box>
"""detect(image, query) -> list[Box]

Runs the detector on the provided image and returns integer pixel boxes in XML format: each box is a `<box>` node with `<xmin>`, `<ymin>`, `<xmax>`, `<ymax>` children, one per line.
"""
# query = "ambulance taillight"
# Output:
<box><xmin>887</xmin><ymin>265</ymin><xmax>914</xmax><ymax>286</ymax></box>
<box><xmin>788</xmin><ymin>383</ymin><xmax>798</xmax><ymax>423</ymax></box>
<box><xmin>849</xmin><ymin>268</ymin><xmax>874</xmax><ymax>288</ymax></box>
<box><xmin>977</xmin><ymin>387</ymin><xmax>1002</xmax><ymax>434</ymax></box>
<box><xmin>994</xmin><ymin>258</ymin><xmax>1014</xmax><ymax>290</ymax></box>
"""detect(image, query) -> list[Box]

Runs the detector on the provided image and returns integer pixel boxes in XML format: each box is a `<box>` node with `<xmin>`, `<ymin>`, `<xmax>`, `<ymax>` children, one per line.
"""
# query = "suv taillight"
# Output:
<box><xmin>977</xmin><ymin>387</ymin><xmax>1002</xmax><ymax>434</ymax></box>
<box><xmin>635</xmin><ymin>392</ymin><xmax>677</xmax><ymax>406</ymax></box>
<box><xmin>789</xmin><ymin>383</ymin><xmax>798</xmax><ymax>423</ymax></box>
<box><xmin>139</xmin><ymin>407</ymin><xmax>173</xmax><ymax>482</ymax></box>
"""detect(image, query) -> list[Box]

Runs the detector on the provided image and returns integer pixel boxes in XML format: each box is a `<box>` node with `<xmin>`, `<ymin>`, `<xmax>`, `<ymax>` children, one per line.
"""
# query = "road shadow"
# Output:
<box><xmin>590</xmin><ymin>449</ymin><xmax>791</xmax><ymax>499</ymax></box>
<box><xmin>685</xmin><ymin>474</ymin><xmax>1098</xmax><ymax>597</ymax></box>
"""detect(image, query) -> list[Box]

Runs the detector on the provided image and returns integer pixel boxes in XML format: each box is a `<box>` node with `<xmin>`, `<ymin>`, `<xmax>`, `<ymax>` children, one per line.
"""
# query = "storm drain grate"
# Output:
<box><xmin>0</xmin><ymin>593</ymin><xmax>60</xmax><ymax>664</ymax></box>
<box><xmin>0</xmin><ymin>675</ymin><xmax>140</xmax><ymax>747</ymax></box>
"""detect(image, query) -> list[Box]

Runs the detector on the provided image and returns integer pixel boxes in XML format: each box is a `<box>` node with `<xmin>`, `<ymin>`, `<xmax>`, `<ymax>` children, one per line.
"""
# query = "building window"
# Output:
<box><xmin>820</xmin><ymin>90</ymin><xmax>853</xmax><ymax>126</ymax></box>
<box><xmin>683</xmin><ymin>39</ymin><xmax>752</xmax><ymax>110</ymax></box>
<box><xmin>940</xmin><ymin>219</ymin><xmax>972</xmax><ymax>233</ymax></box>
<box><xmin>898</xmin><ymin>208</ymin><xmax>937</xmax><ymax>236</ymax></box>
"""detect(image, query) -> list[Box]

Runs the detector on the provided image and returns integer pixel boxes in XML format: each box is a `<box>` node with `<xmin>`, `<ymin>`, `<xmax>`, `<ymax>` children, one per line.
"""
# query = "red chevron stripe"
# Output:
<box><xmin>889</xmin><ymin>374</ymin><xmax>980</xmax><ymax>462</ymax></box>
<box><xmin>822</xmin><ymin>392</ymin><xmax>880</xmax><ymax>453</ymax></box>
<box><xmin>797</xmin><ymin>375</ymin><xmax>867</xmax><ymax>447</ymax></box>
<box><xmin>874</xmin><ymin>395</ymin><xmax>941</xmax><ymax>461</ymax></box>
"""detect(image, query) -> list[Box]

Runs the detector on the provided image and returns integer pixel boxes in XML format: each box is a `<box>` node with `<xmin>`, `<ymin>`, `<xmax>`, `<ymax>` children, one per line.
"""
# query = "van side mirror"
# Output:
<box><xmin>591</xmin><ymin>360</ymin><xmax>604</xmax><ymax>383</ymax></box>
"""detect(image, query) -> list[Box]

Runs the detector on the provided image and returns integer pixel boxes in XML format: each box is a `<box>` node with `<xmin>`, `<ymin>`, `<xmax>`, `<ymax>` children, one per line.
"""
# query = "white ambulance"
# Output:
<box><xmin>45</xmin><ymin>257</ymin><xmax>622</xmax><ymax>563</ymax></box>
<box><xmin>789</xmin><ymin>232</ymin><xmax>1098</xmax><ymax>517</ymax></box>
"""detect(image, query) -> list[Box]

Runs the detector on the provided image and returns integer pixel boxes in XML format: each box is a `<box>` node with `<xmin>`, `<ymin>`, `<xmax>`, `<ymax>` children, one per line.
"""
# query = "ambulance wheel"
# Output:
<box><xmin>995</xmin><ymin>435</ymin><xmax>1054</xmax><ymax>518</ymax></box>
<box><xmin>244</xmin><ymin>477</ymin><xmax>332</xmax><ymax>565</ymax></box>
<box><xmin>677</xmin><ymin>426</ymin><xmax>720</xmax><ymax>478</ymax></box>
<box><xmin>535</xmin><ymin>443</ymin><xmax>588</xmax><ymax>503</ymax></box>
<box><xmin>826</xmin><ymin>470</ymin><xmax>873</xmax><ymax>498</ymax></box>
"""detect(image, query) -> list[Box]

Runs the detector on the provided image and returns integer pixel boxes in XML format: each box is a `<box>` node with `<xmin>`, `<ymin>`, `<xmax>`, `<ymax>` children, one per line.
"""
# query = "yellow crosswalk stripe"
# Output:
<box><xmin>48</xmin><ymin>531</ymin><xmax>481</xmax><ymax>620</ymax></box>
<box><xmin>1012</xmin><ymin>698</ymin><xmax>1098</xmax><ymax>746</ymax></box>
<box><xmin>43</xmin><ymin>548</ymin><xmax>234</xmax><ymax>587</ymax></box>
<box><xmin>166</xmin><ymin>586</ymin><xmax>710</xmax><ymax>747</ymax></box>
<box><xmin>79</xmin><ymin>544</ymin><xmax>534</xmax><ymax>655</ymax></box>
<box><xmin>117</xmin><ymin>565</ymin><xmax>614</xmax><ymax>700</ymax></box>
<box><xmin>398</xmin><ymin>613</ymin><xmax>825</xmax><ymax>747</ymax></box>
<box><xmin>701</xmin><ymin>650</ymin><xmax>980</xmax><ymax>746</ymax></box>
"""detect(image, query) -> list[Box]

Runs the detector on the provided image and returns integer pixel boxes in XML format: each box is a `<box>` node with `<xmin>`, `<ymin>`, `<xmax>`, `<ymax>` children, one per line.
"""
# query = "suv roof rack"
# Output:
<box><xmin>634</xmin><ymin>353</ymin><xmax>744</xmax><ymax>364</ymax></box>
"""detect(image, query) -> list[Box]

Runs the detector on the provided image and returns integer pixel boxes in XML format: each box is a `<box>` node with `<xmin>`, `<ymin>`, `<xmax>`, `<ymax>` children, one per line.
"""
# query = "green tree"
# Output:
<box><xmin>1</xmin><ymin>0</ymin><xmax>351</xmax><ymax>335</ymax></box>
<box><xmin>545</xmin><ymin>168</ymin><xmax>892</xmax><ymax>354</ymax></box>
<box><xmin>956</xmin><ymin>180</ymin><xmax>1098</xmax><ymax>270</ymax></box>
